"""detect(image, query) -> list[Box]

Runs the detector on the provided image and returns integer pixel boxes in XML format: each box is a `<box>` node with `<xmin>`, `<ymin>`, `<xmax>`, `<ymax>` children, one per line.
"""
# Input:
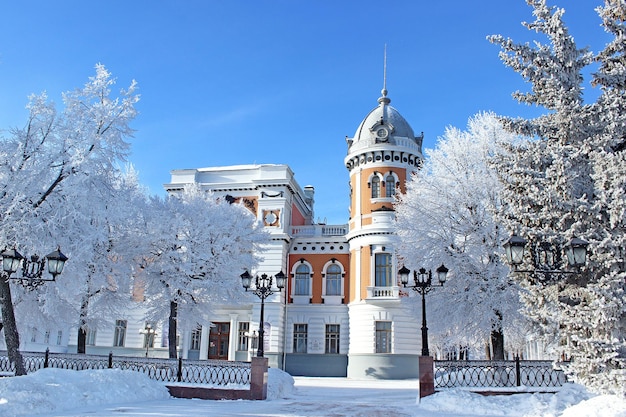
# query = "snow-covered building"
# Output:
<box><xmin>157</xmin><ymin>87</ymin><xmax>426</xmax><ymax>378</ymax></box>
<box><xmin>61</xmin><ymin>86</ymin><xmax>430</xmax><ymax>378</ymax></box>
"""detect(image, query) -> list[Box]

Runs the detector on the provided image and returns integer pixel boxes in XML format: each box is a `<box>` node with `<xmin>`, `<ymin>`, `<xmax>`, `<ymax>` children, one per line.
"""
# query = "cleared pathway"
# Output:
<box><xmin>32</xmin><ymin>377</ymin><xmax>430</xmax><ymax>417</ymax></box>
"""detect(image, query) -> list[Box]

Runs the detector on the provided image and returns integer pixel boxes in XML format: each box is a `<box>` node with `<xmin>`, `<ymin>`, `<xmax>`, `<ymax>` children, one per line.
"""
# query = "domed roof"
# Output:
<box><xmin>348</xmin><ymin>88</ymin><xmax>421</xmax><ymax>152</ymax></box>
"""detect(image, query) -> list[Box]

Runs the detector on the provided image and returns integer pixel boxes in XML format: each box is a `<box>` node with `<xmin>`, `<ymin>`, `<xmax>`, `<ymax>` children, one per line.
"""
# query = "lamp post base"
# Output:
<box><xmin>418</xmin><ymin>355</ymin><xmax>435</xmax><ymax>398</ymax></box>
<box><xmin>250</xmin><ymin>356</ymin><xmax>269</xmax><ymax>400</ymax></box>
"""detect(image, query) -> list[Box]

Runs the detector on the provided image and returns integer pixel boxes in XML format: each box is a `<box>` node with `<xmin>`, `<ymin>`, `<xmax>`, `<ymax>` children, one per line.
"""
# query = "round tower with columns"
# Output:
<box><xmin>344</xmin><ymin>86</ymin><xmax>425</xmax><ymax>378</ymax></box>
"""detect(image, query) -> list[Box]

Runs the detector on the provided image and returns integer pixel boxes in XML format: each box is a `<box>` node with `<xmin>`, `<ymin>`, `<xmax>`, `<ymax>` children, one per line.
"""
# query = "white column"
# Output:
<box><xmin>228</xmin><ymin>314</ymin><xmax>239</xmax><ymax>360</ymax></box>
<box><xmin>199</xmin><ymin>326</ymin><xmax>210</xmax><ymax>360</ymax></box>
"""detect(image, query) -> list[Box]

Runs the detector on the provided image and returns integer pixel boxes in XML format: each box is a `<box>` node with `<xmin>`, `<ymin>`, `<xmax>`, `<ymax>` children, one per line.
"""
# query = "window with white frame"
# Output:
<box><xmin>56</xmin><ymin>330</ymin><xmax>63</xmax><ymax>345</ymax></box>
<box><xmin>385</xmin><ymin>174</ymin><xmax>396</xmax><ymax>197</ymax></box>
<box><xmin>30</xmin><ymin>327</ymin><xmax>38</xmax><ymax>343</ymax></box>
<box><xmin>294</xmin><ymin>264</ymin><xmax>311</xmax><ymax>296</ymax></box>
<box><xmin>375</xmin><ymin>253</ymin><xmax>393</xmax><ymax>287</ymax></box>
<box><xmin>375</xmin><ymin>321</ymin><xmax>392</xmax><ymax>353</ymax></box>
<box><xmin>86</xmin><ymin>328</ymin><xmax>97</xmax><ymax>346</ymax></box>
<box><xmin>238</xmin><ymin>322</ymin><xmax>249</xmax><ymax>351</ymax></box>
<box><xmin>190</xmin><ymin>326</ymin><xmax>202</xmax><ymax>351</ymax></box>
<box><xmin>113</xmin><ymin>320</ymin><xmax>127</xmax><ymax>347</ymax></box>
<box><xmin>325</xmin><ymin>324</ymin><xmax>340</xmax><ymax>354</ymax></box>
<box><xmin>371</xmin><ymin>175</ymin><xmax>381</xmax><ymax>198</ymax></box>
<box><xmin>325</xmin><ymin>263</ymin><xmax>342</xmax><ymax>296</ymax></box>
<box><xmin>293</xmin><ymin>324</ymin><xmax>308</xmax><ymax>353</ymax></box>
<box><xmin>44</xmin><ymin>330</ymin><xmax>50</xmax><ymax>344</ymax></box>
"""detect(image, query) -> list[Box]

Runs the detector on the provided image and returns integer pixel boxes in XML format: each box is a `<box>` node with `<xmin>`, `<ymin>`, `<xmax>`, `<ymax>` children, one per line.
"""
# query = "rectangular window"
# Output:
<box><xmin>375</xmin><ymin>321</ymin><xmax>392</xmax><ymax>353</ymax></box>
<box><xmin>293</xmin><ymin>324</ymin><xmax>308</xmax><ymax>353</ymax></box>
<box><xmin>86</xmin><ymin>328</ymin><xmax>97</xmax><ymax>346</ymax></box>
<box><xmin>238</xmin><ymin>322</ymin><xmax>250</xmax><ymax>351</ymax></box>
<box><xmin>161</xmin><ymin>331</ymin><xmax>181</xmax><ymax>348</ymax></box>
<box><xmin>190</xmin><ymin>326</ymin><xmax>202</xmax><ymax>351</ymax></box>
<box><xmin>44</xmin><ymin>330</ymin><xmax>50</xmax><ymax>344</ymax></box>
<box><xmin>56</xmin><ymin>330</ymin><xmax>63</xmax><ymax>345</ymax></box>
<box><xmin>113</xmin><ymin>320</ymin><xmax>127</xmax><ymax>347</ymax></box>
<box><xmin>31</xmin><ymin>327</ymin><xmax>38</xmax><ymax>343</ymax></box>
<box><xmin>325</xmin><ymin>324</ymin><xmax>340</xmax><ymax>354</ymax></box>
<box><xmin>375</xmin><ymin>253</ymin><xmax>392</xmax><ymax>287</ymax></box>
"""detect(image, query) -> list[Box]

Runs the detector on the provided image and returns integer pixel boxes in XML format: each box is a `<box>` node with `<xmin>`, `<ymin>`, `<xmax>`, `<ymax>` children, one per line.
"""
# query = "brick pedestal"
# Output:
<box><xmin>419</xmin><ymin>355</ymin><xmax>435</xmax><ymax>398</ymax></box>
<box><xmin>250</xmin><ymin>356</ymin><xmax>269</xmax><ymax>400</ymax></box>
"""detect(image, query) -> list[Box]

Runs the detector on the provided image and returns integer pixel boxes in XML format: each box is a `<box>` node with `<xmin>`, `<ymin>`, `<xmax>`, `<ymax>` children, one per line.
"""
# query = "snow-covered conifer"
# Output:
<box><xmin>489</xmin><ymin>0</ymin><xmax>626</xmax><ymax>395</ymax></box>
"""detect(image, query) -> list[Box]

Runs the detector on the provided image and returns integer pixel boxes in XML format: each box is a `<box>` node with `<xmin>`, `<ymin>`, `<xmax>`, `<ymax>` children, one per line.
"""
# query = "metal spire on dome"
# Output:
<box><xmin>378</xmin><ymin>44</ymin><xmax>391</xmax><ymax>105</ymax></box>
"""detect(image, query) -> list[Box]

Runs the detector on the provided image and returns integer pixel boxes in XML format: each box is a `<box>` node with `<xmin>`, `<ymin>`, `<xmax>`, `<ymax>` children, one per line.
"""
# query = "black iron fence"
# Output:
<box><xmin>435</xmin><ymin>357</ymin><xmax>567</xmax><ymax>389</ymax></box>
<box><xmin>0</xmin><ymin>350</ymin><xmax>251</xmax><ymax>386</ymax></box>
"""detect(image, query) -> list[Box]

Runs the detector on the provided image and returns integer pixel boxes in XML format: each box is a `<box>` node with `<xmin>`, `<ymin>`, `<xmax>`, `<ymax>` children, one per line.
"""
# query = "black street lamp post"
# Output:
<box><xmin>503</xmin><ymin>234</ymin><xmax>588</xmax><ymax>282</ymax></box>
<box><xmin>503</xmin><ymin>234</ymin><xmax>588</xmax><ymax>362</ymax></box>
<box><xmin>241</xmin><ymin>271</ymin><xmax>285</xmax><ymax>358</ymax></box>
<box><xmin>2</xmin><ymin>247</ymin><xmax>68</xmax><ymax>288</ymax></box>
<box><xmin>398</xmin><ymin>264</ymin><xmax>449</xmax><ymax>357</ymax></box>
<box><xmin>0</xmin><ymin>246</ymin><xmax>68</xmax><ymax>375</ymax></box>
<box><xmin>140</xmin><ymin>324</ymin><xmax>157</xmax><ymax>357</ymax></box>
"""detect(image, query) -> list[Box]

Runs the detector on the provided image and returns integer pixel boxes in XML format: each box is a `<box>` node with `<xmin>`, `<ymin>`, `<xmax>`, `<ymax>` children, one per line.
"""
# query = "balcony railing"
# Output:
<box><xmin>291</xmin><ymin>224</ymin><xmax>348</xmax><ymax>237</ymax></box>
<box><xmin>367</xmin><ymin>286</ymin><xmax>400</xmax><ymax>298</ymax></box>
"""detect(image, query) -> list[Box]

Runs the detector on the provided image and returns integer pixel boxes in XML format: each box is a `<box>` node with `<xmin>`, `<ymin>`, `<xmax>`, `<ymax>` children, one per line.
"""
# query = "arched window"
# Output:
<box><xmin>385</xmin><ymin>175</ymin><xmax>396</xmax><ymax>197</ymax></box>
<box><xmin>325</xmin><ymin>264</ymin><xmax>342</xmax><ymax>296</ymax></box>
<box><xmin>294</xmin><ymin>264</ymin><xmax>310</xmax><ymax>296</ymax></box>
<box><xmin>371</xmin><ymin>176</ymin><xmax>381</xmax><ymax>198</ymax></box>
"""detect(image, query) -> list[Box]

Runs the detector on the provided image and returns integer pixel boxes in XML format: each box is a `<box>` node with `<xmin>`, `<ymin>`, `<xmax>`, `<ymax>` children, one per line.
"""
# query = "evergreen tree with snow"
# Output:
<box><xmin>578</xmin><ymin>0</ymin><xmax>626</xmax><ymax>396</ymax></box>
<box><xmin>395</xmin><ymin>112</ymin><xmax>528</xmax><ymax>360</ymax></box>
<box><xmin>489</xmin><ymin>0</ymin><xmax>625</xmax><ymax>395</ymax></box>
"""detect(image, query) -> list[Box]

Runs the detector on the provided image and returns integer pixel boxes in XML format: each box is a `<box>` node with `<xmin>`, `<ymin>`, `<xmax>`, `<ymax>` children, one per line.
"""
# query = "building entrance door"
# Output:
<box><xmin>208</xmin><ymin>322</ymin><xmax>230</xmax><ymax>360</ymax></box>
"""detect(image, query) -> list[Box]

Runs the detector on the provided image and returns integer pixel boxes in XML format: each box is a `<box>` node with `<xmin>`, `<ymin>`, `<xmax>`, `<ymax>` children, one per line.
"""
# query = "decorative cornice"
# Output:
<box><xmin>261</xmin><ymin>191</ymin><xmax>284</xmax><ymax>198</ymax></box>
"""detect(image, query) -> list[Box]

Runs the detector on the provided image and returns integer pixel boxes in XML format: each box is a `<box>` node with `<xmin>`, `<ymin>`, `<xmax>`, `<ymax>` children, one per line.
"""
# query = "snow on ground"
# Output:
<box><xmin>0</xmin><ymin>367</ymin><xmax>624</xmax><ymax>417</ymax></box>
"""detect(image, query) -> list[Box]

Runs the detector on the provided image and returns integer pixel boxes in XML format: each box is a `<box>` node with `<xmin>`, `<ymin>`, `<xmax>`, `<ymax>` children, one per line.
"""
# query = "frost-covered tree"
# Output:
<box><xmin>9</xmin><ymin>168</ymin><xmax>146</xmax><ymax>354</ymax></box>
<box><xmin>0</xmin><ymin>64</ymin><xmax>138</xmax><ymax>374</ymax></box>
<box><xmin>61</xmin><ymin>168</ymin><xmax>147</xmax><ymax>354</ymax></box>
<box><xmin>489</xmin><ymin>0</ymin><xmax>626</xmax><ymax>395</ymax></box>
<box><xmin>139</xmin><ymin>186</ymin><xmax>268</xmax><ymax>359</ymax></box>
<box><xmin>395</xmin><ymin>112</ymin><xmax>527</xmax><ymax>360</ymax></box>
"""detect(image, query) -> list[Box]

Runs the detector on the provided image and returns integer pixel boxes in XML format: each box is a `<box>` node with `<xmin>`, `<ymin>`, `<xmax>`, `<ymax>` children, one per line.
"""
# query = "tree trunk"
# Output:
<box><xmin>77</xmin><ymin>295</ymin><xmax>89</xmax><ymax>354</ymax></box>
<box><xmin>168</xmin><ymin>300</ymin><xmax>178</xmax><ymax>359</ymax></box>
<box><xmin>0</xmin><ymin>278</ymin><xmax>27</xmax><ymax>375</ymax></box>
<box><xmin>491</xmin><ymin>329</ymin><xmax>505</xmax><ymax>360</ymax></box>
<box><xmin>77</xmin><ymin>327</ymin><xmax>87</xmax><ymax>354</ymax></box>
<box><xmin>491</xmin><ymin>310</ymin><xmax>505</xmax><ymax>360</ymax></box>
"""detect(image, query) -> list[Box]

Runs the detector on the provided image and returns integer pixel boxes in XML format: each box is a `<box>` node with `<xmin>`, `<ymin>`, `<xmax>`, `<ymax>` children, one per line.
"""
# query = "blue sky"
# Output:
<box><xmin>0</xmin><ymin>1</ymin><xmax>610</xmax><ymax>224</ymax></box>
